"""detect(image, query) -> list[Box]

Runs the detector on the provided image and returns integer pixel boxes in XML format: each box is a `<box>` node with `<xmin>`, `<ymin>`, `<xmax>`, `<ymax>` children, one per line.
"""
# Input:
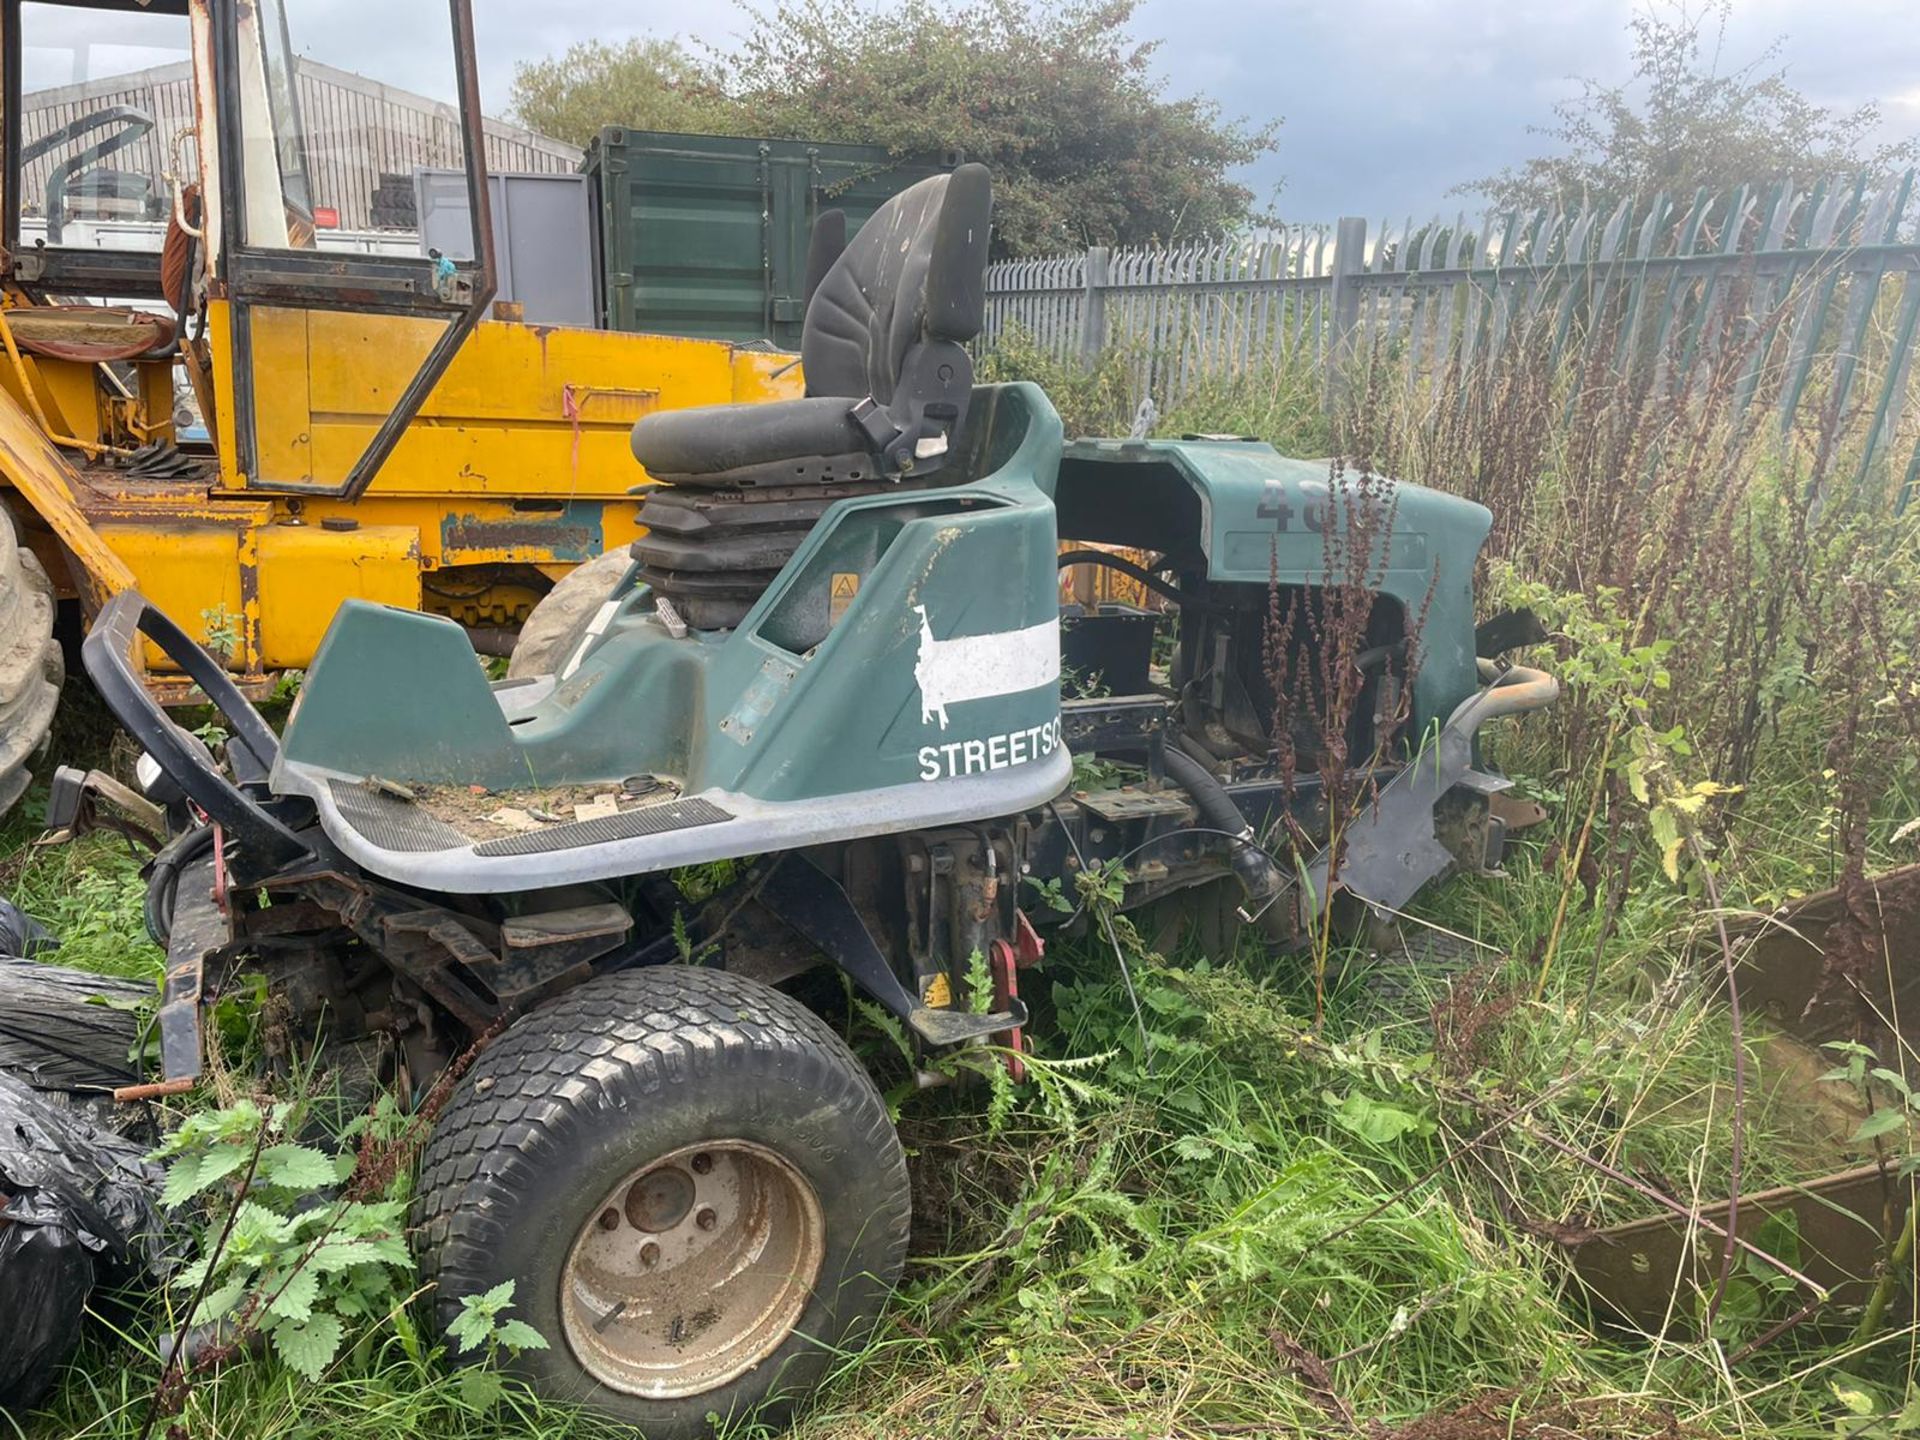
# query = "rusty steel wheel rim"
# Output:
<box><xmin>559</xmin><ymin>1140</ymin><xmax>826</xmax><ymax>1398</ymax></box>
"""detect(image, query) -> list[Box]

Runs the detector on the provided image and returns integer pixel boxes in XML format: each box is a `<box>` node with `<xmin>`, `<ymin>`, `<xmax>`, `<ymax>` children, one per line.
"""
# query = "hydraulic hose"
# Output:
<box><xmin>1467</xmin><ymin>660</ymin><xmax>1560</xmax><ymax>721</ymax></box>
<box><xmin>1161</xmin><ymin>746</ymin><xmax>1293</xmax><ymax>939</ymax></box>
<box><xmin>143</xmin><ymin>824</ymin><xmax>217</xmax><ymax>948</ymax></box>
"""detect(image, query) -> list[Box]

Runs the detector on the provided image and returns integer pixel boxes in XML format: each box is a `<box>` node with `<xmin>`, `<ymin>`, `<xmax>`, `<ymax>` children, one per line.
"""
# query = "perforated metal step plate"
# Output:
<box><xmin>474</xmin><ymin>798</ymin><xmax>733</xmax><ymax>856</ymax></box>
<box><xmin>330</xmin><ymin>781</ymin><xmax>466</xmax><ymax>852</ymax></box>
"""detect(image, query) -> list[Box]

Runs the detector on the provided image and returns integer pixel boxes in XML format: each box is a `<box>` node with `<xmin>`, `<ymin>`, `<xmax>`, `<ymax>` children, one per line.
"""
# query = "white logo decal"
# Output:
<box><xmin>918</xmin><ymin>718</ymin><xmax>1064</xmax><ymax>781</ymax></box>
<box><xmin>914</xmin><ymin>605</ymin><xmax>1060</xmax><ymax>729</ymax></box>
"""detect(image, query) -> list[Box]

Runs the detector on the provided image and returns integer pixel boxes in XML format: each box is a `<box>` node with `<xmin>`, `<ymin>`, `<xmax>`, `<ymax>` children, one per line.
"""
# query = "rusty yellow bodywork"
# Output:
<box><xmin>0</xmin><ymin>293</ymin><xmax>797</xmax><ymax>687</ymax></box>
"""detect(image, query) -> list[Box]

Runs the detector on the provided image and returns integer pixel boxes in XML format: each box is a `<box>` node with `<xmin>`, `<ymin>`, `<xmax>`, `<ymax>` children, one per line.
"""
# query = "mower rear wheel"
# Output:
<box><xmin>0</xmin><ymin>505</ymin><xmax>62</xmax><ymax>817</ymax></box>
<box><xmin>505</xmin><ymin>549</ymin><xmax>634</xmax><ymax>679</ymax></box>
<box><xmin>414</xmin><ymin>965</ymin><xmax>910</xmax><ymax>1437</ymax></box>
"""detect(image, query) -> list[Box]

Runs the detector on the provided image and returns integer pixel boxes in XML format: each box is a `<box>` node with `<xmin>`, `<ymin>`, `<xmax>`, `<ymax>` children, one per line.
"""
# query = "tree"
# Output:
<box><xmin>510</xmin><ymin>37</ymin><xmax>740</xmax><ymax>147</ymax></box>
<box><xmin>509</xmin><ymin>0</ymin><xmax>1278</xmax><ymax>255</ymax></box>
<box><xmin>1466</xmin><ymin>2</ymin><xmax>1917</xmax><ymax>215</ymax></box>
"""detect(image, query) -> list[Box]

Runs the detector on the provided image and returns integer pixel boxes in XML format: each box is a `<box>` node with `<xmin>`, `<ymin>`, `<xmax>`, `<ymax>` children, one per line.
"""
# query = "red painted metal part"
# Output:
<box><xmin>1013</xmin><ymin>909</ymin><xmax>1046</xmax><ymax>968</ymax></box>
<box><xmin>989</xmin><ymin>938</ymin><xmax>1026</xmax><ymax>1082</ymax></box>
<box><xmin>210</xmin><ymin>822</ymin><xmax>229</xmax><ymax>913</ymax></box>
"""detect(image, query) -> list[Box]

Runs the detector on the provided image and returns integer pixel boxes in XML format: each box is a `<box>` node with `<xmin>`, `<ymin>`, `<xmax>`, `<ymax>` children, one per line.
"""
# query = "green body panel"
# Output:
<box><xmin>284</xmin><ymin>607</ymin><xmax>524</xmax><ymax>786</ymax></box>
<box><xmin>583</xmin><ymin>130</ymin><xmax>958</xmax><ymax>346</ymax></box>
<box><xmin>281</xmin><ymin>386</ymin><xmax>1068</xmax><ymax>800</ymax></box>
<box><xmin>1058</xmin><ymin>439</ymin><xmax>1491</xmax><ymax>735</ymax></box>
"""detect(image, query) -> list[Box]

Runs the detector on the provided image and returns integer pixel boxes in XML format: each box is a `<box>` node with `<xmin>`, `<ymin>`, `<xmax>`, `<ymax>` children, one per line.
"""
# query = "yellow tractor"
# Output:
<box><xmin>0</xmin><ymin>0</ymin><xmax>798</xmax><ymax>811</ymax></box>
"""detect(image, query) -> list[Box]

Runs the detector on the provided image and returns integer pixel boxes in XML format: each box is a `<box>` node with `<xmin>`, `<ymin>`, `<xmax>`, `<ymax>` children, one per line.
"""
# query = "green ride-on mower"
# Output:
<box><xmin>58</xmin><ymin>165</ymin><xmax>1555</xmax><ymax>1434</ymax></box>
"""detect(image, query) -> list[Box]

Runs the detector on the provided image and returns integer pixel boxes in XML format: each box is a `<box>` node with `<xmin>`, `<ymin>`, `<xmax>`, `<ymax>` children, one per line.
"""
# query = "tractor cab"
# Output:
<box><xmin>2</xmin><ymin>0</ymin><xmax>495</xmax><ymax>493</ymax></box>
<box><xmin>2</xmin><ymin>0</ymin><xmax>793</xmax><ymax>707</ymax></box>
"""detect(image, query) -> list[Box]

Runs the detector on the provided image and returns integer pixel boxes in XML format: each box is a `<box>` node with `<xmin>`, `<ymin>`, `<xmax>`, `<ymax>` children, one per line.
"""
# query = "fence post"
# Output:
<box><xmin>1078</xmin><ymin>245</ymin><xmax>1111</xmax><ymax>366</ymax></box>
<box><xmin>1326</xmin><ymin>215</ymin><xmax>1368</xmax><ymax>406</ymax></box>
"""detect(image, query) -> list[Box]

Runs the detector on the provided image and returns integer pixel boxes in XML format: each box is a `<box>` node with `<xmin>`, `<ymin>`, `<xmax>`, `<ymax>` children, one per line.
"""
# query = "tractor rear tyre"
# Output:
<box><xmin>0</xmin><ymin>505</ymin><xmax>62</xmax><ymax>817</ymax></box>
<box><xmin>414</xmin><ymin>965</ymin><xmax>911</xmax><ymax>1437</ymax></box>
<box><xmin>506</xmin><ymin>549</ymin><xmax>634</xmax><ymax>679</ymax></box>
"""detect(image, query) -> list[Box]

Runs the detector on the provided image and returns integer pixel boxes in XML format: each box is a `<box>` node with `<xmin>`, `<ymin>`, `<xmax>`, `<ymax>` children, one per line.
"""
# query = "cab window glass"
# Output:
<box><xmin>238</xmin><ymin>0</ymin><xmax>473</xmax><ymax>254</ymax></box>
<box><xmin>15</xmin><ymin>1</ymin><xmax>194</xmax><ymax>249</ymax></box>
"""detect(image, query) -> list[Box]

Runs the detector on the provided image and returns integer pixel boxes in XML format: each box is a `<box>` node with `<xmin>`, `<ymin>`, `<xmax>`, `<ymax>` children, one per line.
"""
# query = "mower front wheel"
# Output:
<box><xmin>414</xmin><ymin>965</ymin><xmax>910</xmax><ymax>1437</ymax></box>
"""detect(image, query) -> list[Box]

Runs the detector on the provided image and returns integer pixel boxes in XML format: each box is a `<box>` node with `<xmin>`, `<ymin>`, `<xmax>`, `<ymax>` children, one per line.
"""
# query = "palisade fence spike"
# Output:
<box><xmin>1854</xmin><ymin>268</ymin><xmax>1920</xmax><ymax>497</ymax></box>
<box><xmin>1828</xmin><ymin>170</ymin><xmax>1913</xmax><ymax>432</ymax></box>
<box><xmin>1431</xmin><ymin>211</ymin><xmax>1469</xmax><ymax>391</ymax></box>
<box><xmin>1255</xmin><ymin>234</ymin><xmax>1275</xmax><ymax>365</ymax></box>
<box><xmin>1648</xmin><ymin>187</ymin><xmax>1714</xmax><ymax>398</ymax></box>
<box><xmin>1405</xmin><ymin>218</ymin><xmax>1436</xmax><ymax>400</ymax></box>
<box><xmin>1732</xmin><ymin>180</ymin><xmax>1802</xmax><ymax>418</ymax></box>
<box><xmin>1458</xmin><ymin>209</ymin><xmax>1511</xmax><ymax>406</ymax></box>
<box><xmin>1517</xmin><ymin>206</ymin><xmax>1559</xmax><ymax>333</ymax></box>
<box><xmin>1900</xmin><ymin>436</ymin><xmax>1920</xmax><ymax>517</ymax></box>
<box><xmin>1383</xmin><ymin>214</ymin><xmax>1415</xmax><ymax>350</ymax></box>
<box><xmin>1363</xmin><ymin>214</ymin><xmax>1388</xmax><ymax>353</ymax></box>
<box><xmin>1602</xmin><ymin>192</ymin><xmax>1663</xmax><ymax>385</ymax></box>
<box><xmin>1684</xmin><ymin>184</ymin><xmax>1756</xmax><ymax>396</ymax></box>
<box><xmin>1239</xmin><ymin>240</ymin><xmax>1258</xmax><ymax>374</ymax></box>
<box><xmin>1779</xmin><ymin>173</ymin><xmax>1870</xmax><ymax>438</ymax></box>
<box><xmin>1548</xmin><ymin>201</ymin><xmax>1598</xmax><ymax>371</ymax></box>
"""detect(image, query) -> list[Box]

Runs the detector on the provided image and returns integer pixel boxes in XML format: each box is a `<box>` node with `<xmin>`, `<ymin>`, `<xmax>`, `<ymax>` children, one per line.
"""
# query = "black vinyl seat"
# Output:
<box><xmin>627</xmin><ymin>165</ymin><xmax>994</xmax><ymax>628</ymax></box>
<box><xmin>629</xmin><ymin>396</ymin><xmax>872</xmax><ymax>483</ymax></box>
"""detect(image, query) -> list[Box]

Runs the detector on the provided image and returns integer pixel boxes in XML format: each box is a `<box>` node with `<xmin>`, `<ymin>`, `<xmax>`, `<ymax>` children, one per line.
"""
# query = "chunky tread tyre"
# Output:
<box><xmin>504</xmin><ymin>549</ymin><xmax>634</xmax><ymax>680</ymax></box>
<box><xmin>414</xmin><ymin>965</ymin><xmax>910</xmax><ymax>1437</ymax></box>
<box><xmin>0</xmin><ymin>507</ymin><xmax>62</xmax><ymax>817</ymax></box>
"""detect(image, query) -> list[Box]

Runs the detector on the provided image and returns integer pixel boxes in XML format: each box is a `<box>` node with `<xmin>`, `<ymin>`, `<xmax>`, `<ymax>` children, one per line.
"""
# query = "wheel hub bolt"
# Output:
<box><xmin>640</xmin><ymin>1241</ymin><xmax>660</xmax><ymax>1267</ymax></box>
<box><xmin>691</xmin><ymin>1152</ymin><xmax>713</xmax><ymax>1175</ymax></box>
<box><xmin>696</xmin><ymin>1207</ymin><xmax>717</xmax><ymax>1231</ymax></box>
<box><xmin>597</xmin><ymin>1208</ymin><xmax>620</xmax><ymax>1231</ymax></box>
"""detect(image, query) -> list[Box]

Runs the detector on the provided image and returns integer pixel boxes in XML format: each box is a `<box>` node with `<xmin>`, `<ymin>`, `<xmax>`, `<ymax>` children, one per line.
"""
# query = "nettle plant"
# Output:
<box><xmin>1820</xmin><ymin>1042</ymin><xmax>1920</xmax><ymax>1166</ymax></box>
<box><xmin>445</xmin><ymin>1280</ymin><xmax>550</xmax><ymax>1413</ymax></box>
<box><xmin>153</xmin><ymin>1098</ymin><xmax>412</xmax><ymax>1380</ymax></box>
<box><xmin>153</xmin><ymin>1093</ymin><xmax>550</xmax><ymax>1408</ymax></box>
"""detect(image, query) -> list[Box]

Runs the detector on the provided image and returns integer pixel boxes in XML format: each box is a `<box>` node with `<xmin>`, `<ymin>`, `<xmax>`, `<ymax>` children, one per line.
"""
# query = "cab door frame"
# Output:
<box><xmin>0</xmin><ymin>0</ymin><xmax>188</xmax><ymax>300</ymax></box>
<box><xmin>208</xmin><ymin>0</ymin><xmax>494</xmax><ymax>499</ymax></box>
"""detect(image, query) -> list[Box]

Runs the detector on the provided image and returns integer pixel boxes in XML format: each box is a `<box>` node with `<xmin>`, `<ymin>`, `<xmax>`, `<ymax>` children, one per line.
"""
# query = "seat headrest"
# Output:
<box><xmin>801</xmin><ymin>163</ymin><xmax>994</xmax><ymax>406</ymax></box>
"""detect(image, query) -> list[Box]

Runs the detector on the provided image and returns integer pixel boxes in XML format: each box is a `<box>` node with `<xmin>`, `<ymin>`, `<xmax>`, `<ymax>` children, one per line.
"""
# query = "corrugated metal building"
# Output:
<box><xmin>19</xmin><ymin>57</ymin><xmax>581</xmax><ymax>231</ymax></box>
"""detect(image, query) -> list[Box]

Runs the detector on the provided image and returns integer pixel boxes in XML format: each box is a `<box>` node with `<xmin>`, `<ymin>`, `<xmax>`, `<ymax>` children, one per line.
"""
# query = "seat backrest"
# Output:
<box><xmin>801</xmin><ymin>163</ymin><xmax>993</xmax><ymax>474</ymax></box>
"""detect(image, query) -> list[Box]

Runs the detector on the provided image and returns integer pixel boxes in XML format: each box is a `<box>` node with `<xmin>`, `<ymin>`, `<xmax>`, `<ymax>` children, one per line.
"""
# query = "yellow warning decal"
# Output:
<box><xmin>829</xmin><ymin>571</ymin><xmax>861</xmax><ymax>625</ymax></box>
<box><xmin>923</xmin><ymin>972</ymin><xmax>953</xmax><ymax>1009</ymax></box>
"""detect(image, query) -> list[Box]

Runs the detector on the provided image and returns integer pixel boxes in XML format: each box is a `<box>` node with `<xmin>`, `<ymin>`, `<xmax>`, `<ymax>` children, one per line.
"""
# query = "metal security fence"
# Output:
<box><xmin>983</xmin><ymin>174</ymin><xmax>1920</xmax><ymax>487</ymax></box>
<box><xmin>982</xmin><ymin>225</ymin><xmax>1338</xmax><ymax>398</ymax></box>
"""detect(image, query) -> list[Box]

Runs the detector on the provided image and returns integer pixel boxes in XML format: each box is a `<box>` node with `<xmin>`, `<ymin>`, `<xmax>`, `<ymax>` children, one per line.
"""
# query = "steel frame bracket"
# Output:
<box><xmin>756</xmin><ymin>851</ymin><xmax>1026</xmax><ymax>1047</ymax></box>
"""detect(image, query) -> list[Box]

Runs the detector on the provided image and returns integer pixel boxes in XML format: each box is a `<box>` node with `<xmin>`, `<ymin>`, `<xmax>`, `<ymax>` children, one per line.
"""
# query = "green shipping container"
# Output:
<box><xmin>583</xmin><ymin>129</ymin><xmax>961</xmax><ymax>349</ymax></box>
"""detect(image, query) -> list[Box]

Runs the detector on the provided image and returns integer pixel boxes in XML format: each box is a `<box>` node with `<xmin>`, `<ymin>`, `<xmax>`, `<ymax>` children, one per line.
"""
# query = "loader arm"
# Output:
<box><xmin>0</xmin><ymin>381</ymin><xmax>138</xmax><ymax>606</ymax></box>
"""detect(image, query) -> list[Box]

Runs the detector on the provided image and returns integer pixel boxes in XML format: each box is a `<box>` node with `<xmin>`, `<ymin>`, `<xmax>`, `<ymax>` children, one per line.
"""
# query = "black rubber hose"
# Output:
<box><xmin>1175</xmin><ymin>731</ymin><xmax>1233</xmax><ymax>768</ymax></box>
<box><xmin>1161</xmin><ymin>747</ymin><xmax>1292</xmax><ymax>937</ymax></box>
<box><xmin>144</xmin><ymin>824</ymin><xmax>216</xmax><ymax>948</ymax></box>
<box><xmin>1352</xmin><ymin>638</ymin><xmax>1408</xmax><ymax>675</ymax></box>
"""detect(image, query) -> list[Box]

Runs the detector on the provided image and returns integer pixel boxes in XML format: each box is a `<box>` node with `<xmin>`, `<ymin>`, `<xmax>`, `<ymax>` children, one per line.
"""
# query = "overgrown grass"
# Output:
<box><xmin>981</xmin><ymin>329</ymin><xmax>1334</xmax><ymax>456</ymax></box>
<box><xmin>4</xmin><ymin>826</ymin><xmax>1895</xmax><ymax>1440</ymax></box>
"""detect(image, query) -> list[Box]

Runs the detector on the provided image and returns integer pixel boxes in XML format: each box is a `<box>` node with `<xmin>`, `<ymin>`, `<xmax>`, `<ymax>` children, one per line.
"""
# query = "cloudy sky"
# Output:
<box><xmin>463</xmin><ymin>0</ymin><xmax>1920</xmax><ymax>218</ymax></box>
<box><xmin>22</xmin><ymin>0</ymin><xmax>1920</xmax><ymax>222</ymax></box>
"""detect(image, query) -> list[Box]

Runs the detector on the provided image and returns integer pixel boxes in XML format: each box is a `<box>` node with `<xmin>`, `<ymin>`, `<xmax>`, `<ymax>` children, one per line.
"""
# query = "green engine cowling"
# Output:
<box><xmin>1055</xmin><ymin>438</ymin><xmax>1491</xmax><ymax>739</ymax></box>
